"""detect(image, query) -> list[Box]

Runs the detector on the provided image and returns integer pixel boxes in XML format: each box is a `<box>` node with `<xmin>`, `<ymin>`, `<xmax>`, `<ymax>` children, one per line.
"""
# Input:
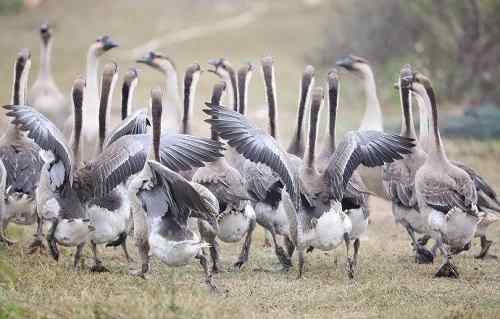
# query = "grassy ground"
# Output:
<box><xmin>1</xmin><ymin>1</ymin><xmax>500</xmax><ymax>318</ymax></box>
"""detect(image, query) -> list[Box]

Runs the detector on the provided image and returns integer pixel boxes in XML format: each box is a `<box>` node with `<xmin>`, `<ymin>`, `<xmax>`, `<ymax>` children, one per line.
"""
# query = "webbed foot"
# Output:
<box><xmin>435</xmin><ymin>261</ymin><xmax>459</xmax><ymax>278</ymax></box>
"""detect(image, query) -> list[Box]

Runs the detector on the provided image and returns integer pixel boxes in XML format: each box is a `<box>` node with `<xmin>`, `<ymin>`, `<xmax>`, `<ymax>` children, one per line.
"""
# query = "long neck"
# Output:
<box><xmin>305</xmin><ymin>99</ymin><xmax>321</xmax><ymax>169</ymax></box>
<box><xmin>210</xmin><ymin>90</ymin><xmax>223</xmax><ymax>142</ymax></box>
<box><xmin>289</xmin><ymin>75</ymin><xmax>313</xmax><ymax>157</ymax></box>
<box><xmin>12</xmin><ymin>60</ymin><xmax>30</xmax><ymax>105</ymax></box>
<box><xmin>97</xmin><ymin>76</ymin><xmax>115</xmax><ymax>154</ymax></box>
<box><xmin>165</xmin><ymin>68</ymin><xmax>181</xmax><ymax>108</ymax></box>
<box><xmin>226</xmin><ymin>70</ymin><xmax>238</xmax><ymax>112</ymax></box>
<box><xmin>181</xmin><ymin>74</ymin><xmax>197</xmax><ymax>135</ymax></box>
<box><xmin>399</xmin><ymin>86</ymin><xmax>416</xmax><ymax>139</ymax></box>
<box><xmin>414</xmin><ymin>93</ymin><xmax>430</xmax><ymax>152</ymax></box>
<box><xmin>121</xmin><ymin>81</ymin><xmax>135</xmax><ymax>120</ymax></box>
<box><xmin>72</xmin><ymin>90</ymin><xmax>83</xmax><ymax>169</ymax></box>
<box><xmin>359</xmin><ymin>68</ymin><xmax>383</xmax><ymax>131</ymax></box>
<box><xmin>85</xmin><ymin>48</ymin><xmax>99</xmax><ymax>113</ymax></box>
<box><xmin>237</xmin><ymin>70</ymin><xmax>250</xmax><ymax>115</ymax></box>
<box><xmin>323</xmin><ymin>82</ymin><xmax>338</xmax><ymax>154</ymax></box>
<box><xmin>263</xmin><ymin>68</ymin><xmax>278</xmax><ymax>138</ymax></box>
<box><xmin>37</xmin><ymin>39</ymin><xmax>52</xmax><ymax>82</ymax></box>
<box><xmin>152</xmin><ymin>100</ymin><xmax>162</xmax><ymax>161</ymax></box>
<box><xmin>424</xmin><ymin>85</ymin><xmax>447</xmax><ymax>163</ymax></box>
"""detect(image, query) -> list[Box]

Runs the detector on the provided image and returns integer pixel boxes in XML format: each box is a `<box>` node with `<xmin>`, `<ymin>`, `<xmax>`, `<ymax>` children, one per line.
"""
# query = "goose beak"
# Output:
<box><xmin>40</xmin><ymin>23</ymin><xmax>51</xmax><ymax>45</ymax></box>
<box><xmin>102</xmin><ymin>38</ymin><xmax>119</xmax><ymax>51</ymax></box>
<box><xmin>207</xmin><ymin>59</ymin><xmax>220</xmax><ymax>75</ymax></box>
<box><xmin>336</xmin><ymin>56</ymin><xmax>354</xmax><ymax>70</ymax></box>
<box><xmin>136</xmin><ymin>53</ymin><xmax>154</xmax><ymax>66</ymax></box>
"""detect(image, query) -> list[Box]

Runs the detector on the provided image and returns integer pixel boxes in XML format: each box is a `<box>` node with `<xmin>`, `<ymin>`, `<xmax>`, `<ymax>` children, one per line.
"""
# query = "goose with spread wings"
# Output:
<box><xmin>204</xmin><ymin>99</ymin><xmax>415</xmax><ymax>278</ymax></box>
<box><xmin>194</xmin><ymin>81</ymin><xmax>257</xmax><ymax>273</ymax></box>
<box><xmin>128</xmin><ymin>87</ymin><xmax>220</xmax><ymax>290</ymax></box>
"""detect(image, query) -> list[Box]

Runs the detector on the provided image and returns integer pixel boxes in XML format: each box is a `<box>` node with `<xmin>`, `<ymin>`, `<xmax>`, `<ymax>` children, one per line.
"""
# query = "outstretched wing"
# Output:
<box><xmin>325</xmin><ymin>130</ymin><xmax>415</xmax><ymax>201</ymax></box>
<box><xmin>3</xmin><ymin>104</ymin><xmax>71</xmax><ymax>188</ymax></box>
<box><xmin>204</xmin><ymin>102</ymin><xmax>297</xmax><ymax>205</ymax></box>
<box><xmin>159</xmin><ymin>134</ymin><xmax>224</xmax><ymax>172</ymax></box>
<box><xmin>75</xmin><ymin>134</ymin><xmax>224</xmax><ymax>201</ymax></box>
<box><xmin>103</xmin><ymin>108</ymin><xmax>149</xmax><ymax>148</ymax></box>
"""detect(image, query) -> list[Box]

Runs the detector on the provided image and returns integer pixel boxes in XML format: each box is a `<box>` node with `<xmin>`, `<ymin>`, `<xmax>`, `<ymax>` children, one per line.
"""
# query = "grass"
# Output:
<box><xmin>2</xmin><ymin>190</ymin><xmax>500</xmax><ymax>319</ymax></box>
<box><xmin>1</xmin><ymin>0</ymin><xmax>500</xmax><ymax>318</ymax></box>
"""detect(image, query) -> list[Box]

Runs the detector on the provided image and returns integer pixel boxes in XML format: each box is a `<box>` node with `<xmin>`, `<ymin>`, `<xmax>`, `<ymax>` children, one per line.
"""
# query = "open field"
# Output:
<box><xmin>1</xmin><ymin>1</ymin><xmax>500</xmax><ymax>318</ymax></box>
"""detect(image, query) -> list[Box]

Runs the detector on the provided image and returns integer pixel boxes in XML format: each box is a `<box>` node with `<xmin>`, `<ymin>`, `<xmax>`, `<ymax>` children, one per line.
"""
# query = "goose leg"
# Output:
<box><xmin>0</xmin><ymin>217</ymin><xmax>16</xmax><ymax>245</ymax></box>
<box><xmin>121</xmin><ymin>236</ymin><xmax>133</xmax><ymax>263</ymax></box>
<box><xmin>73</xmin><ymin>243</ymin><xmax>85</xmax><ymax>269</ymax></box>
<box><xmin>297</xmin><ymin>248</ymin><xmax>305</xmax><ymax>279</ymax></box>
<box><xmin>234</xmin><ymin>218</ymin><xmax>256</xmax><ymax>269</ymax></box>
<box><xmin>284</xmin><ymin>235</ymin><xmax>295</xmax><ymax>258</ymax></box>
<box><xmin>269</xmin><ymin>227</ymin><xmax>292</xmax><ymax>271</ymax></box>
<box><xmin>353</xmin><ymin>238</ymin><xmax>360</xmax><ymax>267</ymax></box>
<box><xmin>90</xmin><ymin>241</ymin><xmax>109</xmax><ymax>272</ymax></box>
<box><xmin>130</xmin><ymin>238</ymin><xmax>149</xmax><ymax>278</ymax></box>
<box><xmin>29</xmin><ymin>215</ymin><xmax>46</xmax><ymax>253</ymax></box>
<box><xmin>405</xmin><ymin>226</ymin><xmax>433</xmax><ymax>264</ymax></box>
<box><xmin>47</xmin><ymin>219</ymin><xmax>59</xmax><ymax>261</ymax></box>
<box><xmin>475</xmin><ymin>235</ymin><xmax>497</xmax><ymax>259</ymax></box>
<box><xmin>263</xmin><ymin>229</ymin><xmax>273</xmax><ymax>248</ymax></box>
<box><xmin>344</xmin><ymin>232</ymin><xmax>354</xmax><ymax>279</ymax></box>
<box><xmin>196</xmin><ymin>252</ymin><xmax>217</xmax><ymax>292</ymax></box>
<box><xmin>434</xmin><ymin>237</ymin><xmax>459</xmax><ymax>278</ymax></box>
<box><xmin>198</xmin><ymin>220</ymin><xmax>220</xmax><ymax>273</ymax></box>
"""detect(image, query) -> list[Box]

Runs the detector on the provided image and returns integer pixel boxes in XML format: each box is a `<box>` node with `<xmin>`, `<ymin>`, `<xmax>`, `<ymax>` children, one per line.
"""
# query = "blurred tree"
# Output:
<box><xmin>317</xmin><ymin>0</ymin><xmax>500</xmax><ymax>105</ymax></box>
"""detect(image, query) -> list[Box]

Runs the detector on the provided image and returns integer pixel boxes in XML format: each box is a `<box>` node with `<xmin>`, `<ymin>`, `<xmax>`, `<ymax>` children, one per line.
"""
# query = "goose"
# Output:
<box><xmin>412</xmin><ymin>72</ymin><xmax>480</xmax><ymax>278</ymax></box>
<box><xmin>336</xmin><ymin>55</ymin><xmax>387</xmax><ymax>198</ymax></box>
<box><xmin>63</xmin><ymin>35</ymin><xmax>118</xmax><ymax>159</ymax></box>
<box><xmin>29</xmin><ymin>23</ymin><xmax>66</xmax><ymax>130</ymax></box>
<box><xmin>204</xmin><ymin>92</ymin><xmax>415</xmax><ymax>279</ymax></box>
<box><xmin>287</xmin><ymin>65</ymin><xmax>315</xmax><ymax>158</ymax></box>
<box><xmin>383</xmin><ymin>65</ymin><xmax>433</xmax><ymax>264</ymax></box>
<box><xmin>312</xmin><ymin>69</ymin><xmax>370</xmax><ymax>265</ymax></box>
<box><xmin>249</xmin><ymin>56</ymin><xmax>296</xmax><ymax>269</ymax></box>
<box><xmin>128</xmin><ymin>87</ymin><xmax>220</xmax><ymax>290</ymax></box>
<box><xmin>412</xmin><ymin>76</ymin><xmax>500</xmax><ymax>260</ymax></box>
<box><xmin>0</xmin><ymin>49</ymin><xmax>43</xmax><ymax>246</ymax></box>
<box><xmin>193</xmin><ymin>82</ymin><xmax>256</xmax><ymax>272</ymax></box>
<box><xmin>136</xmin><ymin>51</ymin><xmax>181</xmax><ymax>133</ymax></box>
<box><xmin>84</xmin><ymin>61</ymin><xmax>136</xmax><ymax>272</ymax></box>
<box><xmin>121</xmin><ymin>68</ymin><xmax>139</xmax><ymax>121</ymax></box>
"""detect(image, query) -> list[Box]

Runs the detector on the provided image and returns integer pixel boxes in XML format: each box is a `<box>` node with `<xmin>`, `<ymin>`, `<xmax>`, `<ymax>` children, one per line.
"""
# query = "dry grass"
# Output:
<box><xmin>1</xmin><ymin>191</ymin><xmax>500</xmax><ymax>319</ymax></box>
<box><xmin>1</xmin><ymin>1</ymin><xmax>500</xmax><ymax>318</ymax></box>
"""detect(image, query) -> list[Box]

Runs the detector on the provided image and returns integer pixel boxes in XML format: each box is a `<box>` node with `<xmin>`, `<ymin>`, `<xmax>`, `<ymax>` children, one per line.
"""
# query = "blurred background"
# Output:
<box><xmin>1</xmin><ymin>0</ymin><xmax>499</xmax><ymax>144</ymax></box>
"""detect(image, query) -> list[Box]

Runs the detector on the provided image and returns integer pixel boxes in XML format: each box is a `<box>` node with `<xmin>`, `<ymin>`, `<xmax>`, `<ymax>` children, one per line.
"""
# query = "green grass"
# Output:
<box><xmin>1</xmin><ymin>1</ymin><xmax>500</xmax><ymax>318</ymax></box>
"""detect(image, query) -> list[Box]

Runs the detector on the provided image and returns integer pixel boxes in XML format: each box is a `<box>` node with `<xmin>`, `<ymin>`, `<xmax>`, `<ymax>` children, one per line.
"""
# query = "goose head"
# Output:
<box><xmin>16</xmin><ymin>48</ymin><xmax>32</xmax><ymax>73</ymax></box>
<box><xmin>336</xmin><ymin>54</ymin><xmax>371</xmax><ymax>78</ymax></box>
<box><xmin>207</xmin><ymin>58</ymin><xmax>234</xmax><ymax>80</ymax></box>
<box><xmin>91</xmin><ymin>35</ymin><xmax>119</xmax><ymax>57</ymax></box>
<box><xmin>39</xmin><ymin>23</ymin><xmax>52</xmax><ymax>46</ymax></box>
<box><xmin>136</xmin><ymin>51</ymin><xmax>176</xmax><ymax>74</ymax></box>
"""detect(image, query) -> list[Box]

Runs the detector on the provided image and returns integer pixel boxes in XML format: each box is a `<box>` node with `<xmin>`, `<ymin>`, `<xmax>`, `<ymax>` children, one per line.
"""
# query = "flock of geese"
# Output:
<box><xmin>0</xmin><ymin>25</ymin><xmax>499</xmax><ymax>290</ymax></box>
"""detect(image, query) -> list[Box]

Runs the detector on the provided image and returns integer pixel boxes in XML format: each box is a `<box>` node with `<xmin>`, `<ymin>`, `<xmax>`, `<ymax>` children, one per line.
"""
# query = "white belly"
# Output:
<box><xmin>218</xmin><ymin>204</ymin><xmax>254</xmax><ymax>243</ymax></box>
<box><xmin>87</xmin><ymin>190</ymin><xmax>130</xmax><ymax>245</ymax></box>
<box><xmin>149</xmin><ymin>232</ymin><xmax>206</xmax><ymax>267</ymax></box>
<box><xmin>347</xmin><ymin>208</ymin><xmax>368</xmax><ymax>239</ymax></box>
<box><xmin>305</xmin><ymin>204</ymin><xmax>352</xmax><ymax>251</ymax></box>
<box><xmin>428</xmin><ymin>209</ymin><xmax>478</xmax><ymax>247</ymax></box>
<box><xmin>54</xmin><ymin>219</ymin><xmax>93</xmax><ymax>247</ymax></box>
